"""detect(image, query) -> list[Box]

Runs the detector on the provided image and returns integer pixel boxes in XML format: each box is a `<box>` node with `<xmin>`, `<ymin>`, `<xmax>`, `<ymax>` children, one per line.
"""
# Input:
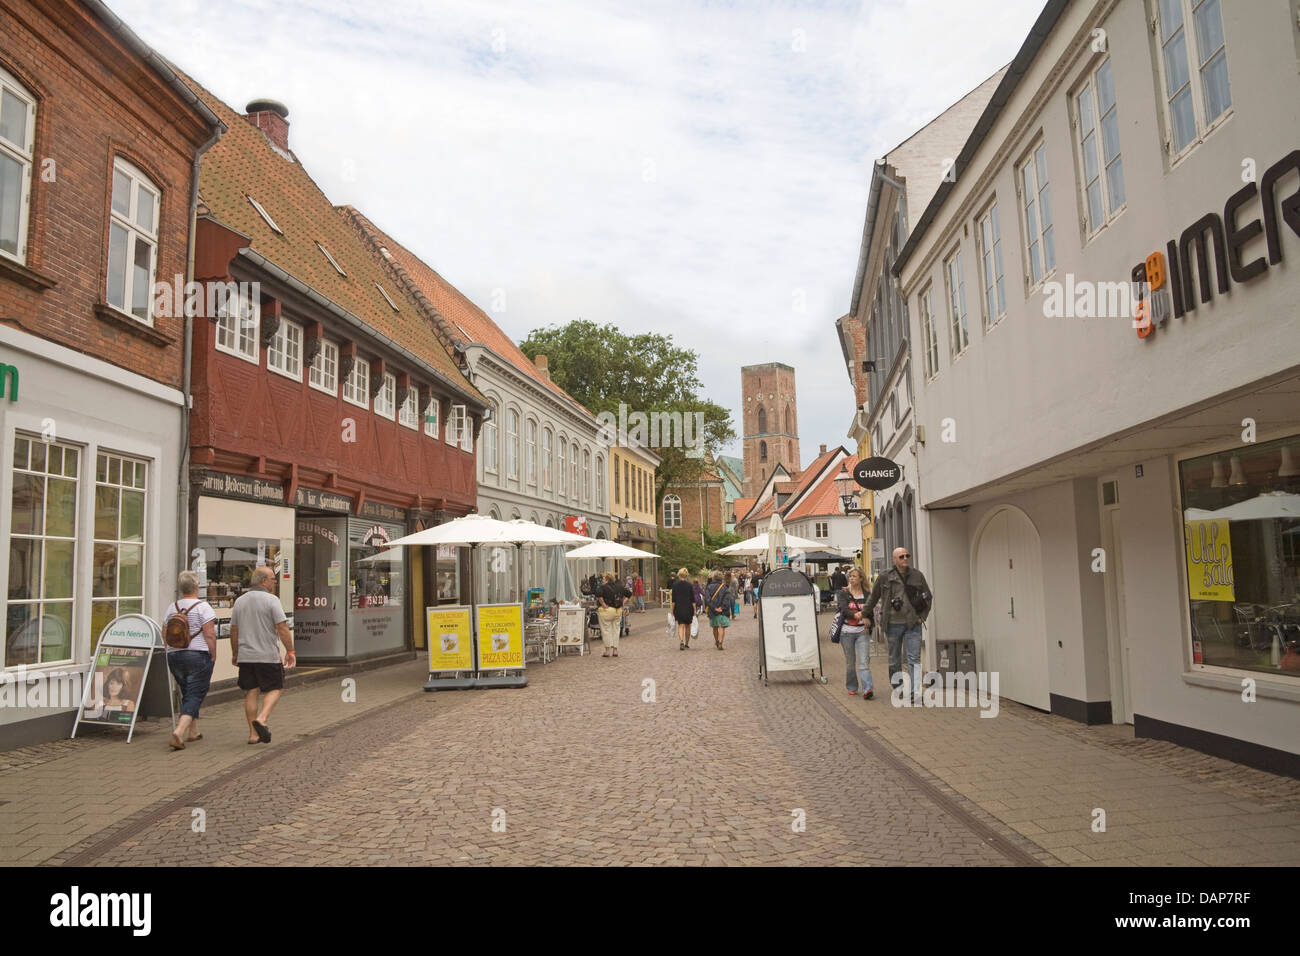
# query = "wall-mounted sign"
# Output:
<box><xmin>360</xmin><ymin>500</ymin><xmax>408</xmax><ymax>522</ymax></box>
<box><xmin>853</xmin><ymin>457</ymin><xmax>902</xmax><ymax>490</ymax></box>
<box><xmin>0</xmin><ymin>361</ymin><xmax>17</xmax><ymax>401</ymax></box>
<box><xmin>195</xmin><ymin>469</ymin><xmax>284</xmax><ymax>505</ymax></box>
<box><xmin>295</xmin><ymin>486</ymin><xmax>354</xmax><ymax>513</ymax></box>
<box><xmin>1133</xmin><ymin>148</ymin><xmax>1300</xmax><ymax>340</ymax></box>
<box><xmin>564</xmin><ymin>516</ymin><xmax>588</xmax><ymax>536</ymax></box>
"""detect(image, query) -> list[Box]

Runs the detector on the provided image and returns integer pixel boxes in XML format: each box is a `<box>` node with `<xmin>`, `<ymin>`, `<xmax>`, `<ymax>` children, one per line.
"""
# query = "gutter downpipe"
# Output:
<box><xmin>178</xmin><ymin>125</ymin><xmax>224</xmax><ymax>587</ymax></box>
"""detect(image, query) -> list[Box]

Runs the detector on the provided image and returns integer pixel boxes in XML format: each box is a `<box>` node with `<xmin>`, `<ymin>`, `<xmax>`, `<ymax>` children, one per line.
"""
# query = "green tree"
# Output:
<box><xmin>520</xmin><ymin>320</ymin><xmax>735</xmax><ymax>505</ymax></box>
<box><xmin>658</xmin><ymin>532</ymin><xmax>721</xmax><ymax>576</ymax></box>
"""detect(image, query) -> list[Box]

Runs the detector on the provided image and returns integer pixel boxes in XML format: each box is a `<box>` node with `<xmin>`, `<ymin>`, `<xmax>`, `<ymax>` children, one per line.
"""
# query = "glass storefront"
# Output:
<box><xmin>195</xmin><ymin>533</ymin><xmax>285</xmax><ymax>631</ymax></box>
<box><xmin>347</xmin><ymin>518</ymin><xmax>405</xmax><ymax>656</ymax></box>
<box><xmin>1180</xmin><ymin>433</ymin><xmax>1300</xmax><ymax>676</ymax></box>
<box><xmin>294</xmin><ymin>516</ymin><xmax>347</xmax><ymax>657</ymax></box>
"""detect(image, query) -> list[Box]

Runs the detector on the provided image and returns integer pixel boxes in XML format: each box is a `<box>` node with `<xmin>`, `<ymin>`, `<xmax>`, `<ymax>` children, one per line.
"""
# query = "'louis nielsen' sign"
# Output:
<box><xmin>1133</xmin><ymin>149</ymin><xmax>1299</xmax><ymax>339</ymax></box>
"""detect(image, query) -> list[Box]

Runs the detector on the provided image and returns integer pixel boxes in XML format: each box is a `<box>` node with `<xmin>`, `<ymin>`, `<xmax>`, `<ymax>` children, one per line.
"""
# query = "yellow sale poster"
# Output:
<box><xmin>1184</xmin><ymin>518</ymin><xmax>1235</xmax><ymax>602</ymax></box>
<box><xmin>476</xmin><ymin>603</ymin><xmax>524</xmax><ymax>670</ymax></box>
<box><xmin>426</xmin><ymin>606</ymin><xmax>474</xmax><ymax>671</ymax></box>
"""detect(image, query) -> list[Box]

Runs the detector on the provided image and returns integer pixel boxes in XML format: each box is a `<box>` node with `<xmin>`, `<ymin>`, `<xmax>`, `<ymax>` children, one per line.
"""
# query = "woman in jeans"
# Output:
<box><xmin>837</xmin><ymin>567</ymin><xmax>874</xmax><ymax>699</ymax></box>
<box><xmin>164</xmin><ymin>570</ymin><xmax>218</xmax><ymax>750</ymax></box>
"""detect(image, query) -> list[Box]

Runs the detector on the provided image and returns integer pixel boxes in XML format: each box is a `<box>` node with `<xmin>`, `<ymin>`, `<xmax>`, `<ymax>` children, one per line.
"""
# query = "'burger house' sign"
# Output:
<box><xmin>1132</xmin><ymin>149</ymin><xmax>1299</xmax><ymax>339</ymax></box>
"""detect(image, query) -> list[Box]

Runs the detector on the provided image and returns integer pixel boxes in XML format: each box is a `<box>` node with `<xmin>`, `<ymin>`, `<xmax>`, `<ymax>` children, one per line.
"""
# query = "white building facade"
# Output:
<box><xmin>896</xmin><ymin>0</ymin><xmax>1300</xmax><ymax>774</ymax></box>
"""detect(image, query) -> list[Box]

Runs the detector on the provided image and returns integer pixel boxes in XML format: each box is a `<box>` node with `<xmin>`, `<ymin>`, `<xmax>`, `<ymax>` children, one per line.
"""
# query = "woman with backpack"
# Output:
<box><xmin>162</xmin><ymin>569</ymin><xmax>218</xmax><ymax>750</ymax></box>
<box><xmin>705</xmin><ymin>570</ymin><xmax>732</xmax><ymax>650</ymax></box>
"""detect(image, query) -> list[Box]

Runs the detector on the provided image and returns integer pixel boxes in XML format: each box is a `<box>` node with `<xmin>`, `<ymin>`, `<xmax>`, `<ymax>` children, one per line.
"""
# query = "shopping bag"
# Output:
<box><xmin>690</xmin><ymin>616</ymin><xmax>699</xmax><ymax>639</ymax></box>
<box><xmin>666</xmin><ymin>611</ymin><xmax>674</xmax><ymax>636</ymax></box>
<box><xmin>733</xmin><ymin>601</ymin><xmax>740</xmax><ymax>616</ymax></box>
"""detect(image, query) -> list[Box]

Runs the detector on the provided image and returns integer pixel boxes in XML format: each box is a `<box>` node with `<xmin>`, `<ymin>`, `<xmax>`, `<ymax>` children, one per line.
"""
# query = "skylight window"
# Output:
<box><xmin>316</xmin><ymin>241</ymin><xmax>346</xmax><ymax>276</ymax></box>
<box><xmin>246</xmin><ymin>195</ymin><xmax>282</xmax><ymax>233</ymax></box>
<box><xmin>375</xmin><ymin>282</ymin><xmax>399</xmax><ymax>311</ymax></box>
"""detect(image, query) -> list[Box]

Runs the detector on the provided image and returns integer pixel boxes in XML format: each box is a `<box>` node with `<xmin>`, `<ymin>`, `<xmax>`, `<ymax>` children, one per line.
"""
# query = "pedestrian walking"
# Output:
<box><xmin>865</xmin><ymin>547</ymin><xmax>933</xmax><ymax>703</ymax></box>
<box><xmin>671</xmin><ymin>568</ymin><xmax>696</xmax><ymax>650</ymax></box>
<box><xmin>704</xmin><ymin>570</ymin><xmax>732</xmax><ymax>650</ymax></box>
<box><xmin>692</xmin><ymin>577</ymin><xmax>705</xmax><ymax>617</ymax></box>
<box><xmin>633</xmin><ymin>573</ymin><xmax>645</xmax><ymax>612</ymax></box>
<box><xmin>596</xmin><ymin>571</ymin><xmax>628</xmax><ymax>657</ymax></box>
<box><xmin>743</xmin><ymin>573</ymin><xmax>753</xmax><ymax>605</ymax></box>
<box><xmin>162</xmin><ymin>570</ymin><xmax>217</xmax><ymax>751</ymax></box>
<box><xmin>752</xmin><ymin>570</ymin><xmax>763</xmax><ymax>617</ymax></box>
<box><xmin>229</xmin><ymin>566</ymin><xmax>295</xmax><ymax>744</ymax></box>
<box><xmin>830</xmin><ymin>564</ymin><xmax>848</xmax><ymax>593</ymax></box>
<box><xmin>836</xmin><ymin>567</ymin><xmax>873</xmax><ymax>699</ymax></box>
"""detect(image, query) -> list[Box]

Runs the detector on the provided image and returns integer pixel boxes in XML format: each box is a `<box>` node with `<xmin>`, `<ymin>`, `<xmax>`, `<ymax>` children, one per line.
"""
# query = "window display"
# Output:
<box><xmin>1181</xmin><ymin>433</ymin><xmax>1300</xmax><ymax>676</ymax></box>
<box><xmin>347</xmin><ymin>518</ymin><xmax>405</xmax><ymax>654</ymax></box>
<box><xmin>196</xmin><ymin>534</ymin><xmax>283</xmax><ymax>635</ymax></box>
<box><xmin>294</xmin><ymin>517</ymin><xmax>346</xmax><ymax>657</ymax></box>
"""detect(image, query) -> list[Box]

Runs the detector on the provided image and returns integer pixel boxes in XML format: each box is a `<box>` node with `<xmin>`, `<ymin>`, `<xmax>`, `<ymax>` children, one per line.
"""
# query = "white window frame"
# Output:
<box><xmin>943</xmin><ymin>247</ymin><xmax>970</xmax><ymax>359</ymax></box>
<box><xmin>1072</xmin><ymin>56</ymin><xmax>1126</xmax><ymax>238</ymax></box>
<box><xmin>918</xmin><ymin>285</ymin><xmax>939</xmax><ymax>381</ymax></box>
<box><xmin>557</xmin><ymin>436</ymin><xmax>567</xmax><ymax>495</ymax></box>
<box><xmin>1152</xmin><ymin>0</ymin><xmax>1232</xmax><ymax>162</ymax></box>
<box><xmin>1017</xmin><ymin>141</ymin><xmax>1056</xmax><ymax>290</ymax></box>
<box><xmin>506</xmin><ymin>407</ymin><xmax>519</xmax><ymax>480</ymax></box>
<box><xmin>374</xmin><ymin>371</ymin><xmax>397</xmax><ymax>420</ymax></box>
<box><xmin>398</xmin><ymin>387</ymin><xmax>419</xmax><ymax>430</ymax></box>
<box><xmin>976</xmin><ymin>200</ymin><xmax>1006</xmax><ymax>328</ymax></box>
<box><xmin>663</xmin><ymin>494</ymin><xmax>682</xmax><ymax>529</ymax></box>
<box><xmin>455</xmin><ymin>406</ymin><xmax>473</xmax><ymax>452</ymax></box>
<box><xmin>483</xmin><ymin>404</ymin><xmax>499</xmax><ymax>473</ymax></box>
<box><xmin>424</xmin><ymin>396</ymin><xmax>440</xmax><ymax>439</ymax></box>
<box><xmin>571</xmin><ymin>442</ymin><xmax>579</xmax><ymax>501</ymax></box>
<box><xmin>267</xmin><ymin>317</ymin><xmax>303</xmax><ymax>381</ymax></box>
<box><xmin>215</xmin><ymin>292</ymin><xmax>260</xmax><ymax>365</ymax></box>
<box><xmin>343</xmin><ymin>356</ymin><xmax>370</xmax><ymax>410</ymax></box>
<box><xmin>0</xmin><ymin>67</ymin><xmax>36</xmax><ymax>265</ymax></box>
<box><xmin>543</xmin><ymin>427</ymin><xmax>553</xmax><ymax>489</ymax></box>
<box><xmin>525</xmin><ymin>419</ymin><xmax>537</xmax><ymax>485</ymax></box>
<box><xmin>309</xmin><ymin>339</ymin><xmax>338</xmax><ymax>394</ymax></box>
<box><xmin>815</xmin><ymin>521</ymin><xmax>828</xmax><ymax>538</ymax></box>
<box><xmin>582</xmin><ymin>449</ymin><xmax>591</xmax><ymax>503</ymax></box>
<box><xmin>106</xmin><ymin>157</ymin><xmax>160</xmax><ymax>325</ymax></box>
<box><xmin>595</xmin><ymin>456</ymin><xmax>605</xmax><ymax>510</ymax></box>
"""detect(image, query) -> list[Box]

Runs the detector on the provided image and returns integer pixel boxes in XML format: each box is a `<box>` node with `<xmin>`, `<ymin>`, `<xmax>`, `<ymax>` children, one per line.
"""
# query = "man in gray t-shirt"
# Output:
<box><xmin>229</xmin><ymin>566</ymin><xmax>295</xmax><ymax>744</ymax></box>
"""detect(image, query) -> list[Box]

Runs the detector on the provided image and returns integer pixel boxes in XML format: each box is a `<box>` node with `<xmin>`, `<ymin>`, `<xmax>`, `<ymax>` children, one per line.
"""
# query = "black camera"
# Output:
<box><xmin>890</xmin><ymin>596</ymin><xmax>904</xmax><ymax>612</ymax></box>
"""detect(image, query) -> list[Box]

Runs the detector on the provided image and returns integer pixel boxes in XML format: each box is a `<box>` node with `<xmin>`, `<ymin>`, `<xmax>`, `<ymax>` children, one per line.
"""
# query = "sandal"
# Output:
<box><xmin>169</xmin><ymin>733</ymin><xmax>185</xmax><ymax>751</ymax></box>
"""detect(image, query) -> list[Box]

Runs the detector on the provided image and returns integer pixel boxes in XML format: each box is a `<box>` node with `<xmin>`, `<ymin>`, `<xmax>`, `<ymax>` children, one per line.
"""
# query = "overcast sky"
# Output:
<box><xmin>112</xmin><ymin>0</ymin><xmax>1044</xmax><ymax>466</ymax></box>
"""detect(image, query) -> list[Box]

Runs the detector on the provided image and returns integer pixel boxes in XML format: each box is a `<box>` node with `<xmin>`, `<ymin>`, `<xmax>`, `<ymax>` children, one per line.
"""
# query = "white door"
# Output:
<box><xmin>974</xmin><ymin>508</ymin><xmax>1051</xmax><ymax>710</ymax></box>
<box><xmin>1100</xmin><ymin>479</ymin><xmax>1133</xmax><ymax>723</ymax></box>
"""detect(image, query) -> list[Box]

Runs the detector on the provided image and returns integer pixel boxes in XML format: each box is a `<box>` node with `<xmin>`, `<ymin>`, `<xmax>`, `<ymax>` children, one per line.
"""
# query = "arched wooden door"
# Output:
<box><xmin>973</xmin><ymin>507</ymin><xmax>1050</xmax><ymax>710</ymax></box>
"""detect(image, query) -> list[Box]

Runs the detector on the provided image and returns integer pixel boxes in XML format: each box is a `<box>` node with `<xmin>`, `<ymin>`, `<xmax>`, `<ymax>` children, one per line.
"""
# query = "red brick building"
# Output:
<box><xmin>660</xmin><ymin>467</ymin><xmax>726</xmax><ymax>541</ymax></box>
<box><xmin>181</xmin><ymin>77</ymin><xmax>486</xmax><ymax>674</ymax></box>
<box><xmin>0</xmin><ymin>0</ymin><xmax>222</xmax><ymax>747</ymax></box>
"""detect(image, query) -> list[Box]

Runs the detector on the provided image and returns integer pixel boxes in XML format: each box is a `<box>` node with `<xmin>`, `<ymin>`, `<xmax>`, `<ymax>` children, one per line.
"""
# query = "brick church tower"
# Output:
<box><xmin>741</xmin><ymin>363</ymin><xmax>800</xmax><ymax>498</ymax></box>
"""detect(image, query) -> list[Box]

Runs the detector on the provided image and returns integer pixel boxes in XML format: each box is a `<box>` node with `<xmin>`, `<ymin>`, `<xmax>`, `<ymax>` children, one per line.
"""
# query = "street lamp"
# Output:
<box><xmin>834</xmin><ymin>463</ymin><xmax>858</xmax><ymax>515</ymax></box>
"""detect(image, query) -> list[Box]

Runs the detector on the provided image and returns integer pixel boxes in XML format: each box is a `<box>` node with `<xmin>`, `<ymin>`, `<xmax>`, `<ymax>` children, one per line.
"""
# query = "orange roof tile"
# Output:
<box><xmin>178</xmin><ymin>73</ymin><xmax>482</xmax><ymax>404</ymax></box>
<box><xmin>787</xmin><ymin>454</ymin><xmax>859</xmax><ymax>520</ymax></box>
<box><xmin>339</xmin><ymin>206</ymin><xmax>593</xmax><ymax>417</ymax></box>
<box><xmin>733</xmin><ymin>497</ymin><xmax>757</xmax><ymax>522</ymax></box>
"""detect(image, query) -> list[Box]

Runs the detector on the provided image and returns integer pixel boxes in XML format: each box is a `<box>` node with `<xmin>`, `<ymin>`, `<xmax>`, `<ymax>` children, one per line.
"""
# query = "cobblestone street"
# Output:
<box><xmin>4</xmin><ymin>609</ymin><xmax>1298</xmax><ymax>867</ymax></box>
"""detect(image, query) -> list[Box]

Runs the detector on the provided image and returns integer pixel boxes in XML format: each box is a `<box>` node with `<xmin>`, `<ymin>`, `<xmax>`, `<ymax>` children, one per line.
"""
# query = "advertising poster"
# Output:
<box><xmin>1184</xmin><ymin>518</ymin><xmax>1235</xmax><ymax>602</ymax></box>
<box><xmin>761</xmin><ymin>594</ymin><xmax>820</xmax><ymax>672</ymax></box>
<box><xmin>79</xmin><ymin>646</ymin><xmax>148</xmax><ymax>725</ymax></box>
<box><xmin>556</xmin><ymin>604</ymin><xmax>584</xmax><ymax>646</ymax></box>
<box><xmin>476</xmin><ymin>603</ymin><xmax>524</xmax><ymax>670</ymax></box>
<box><xmin>427</xmin><ymin>605</ymin><xmax>474</xmax><ymax>672</ymax></box>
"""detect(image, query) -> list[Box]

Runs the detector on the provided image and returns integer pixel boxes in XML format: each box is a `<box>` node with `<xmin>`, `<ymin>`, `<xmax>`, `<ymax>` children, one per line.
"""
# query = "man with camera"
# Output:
<box><xmin>865</xmin><ymin>547</ymin><xmax>933</xmax><ymax>704</ymax></box>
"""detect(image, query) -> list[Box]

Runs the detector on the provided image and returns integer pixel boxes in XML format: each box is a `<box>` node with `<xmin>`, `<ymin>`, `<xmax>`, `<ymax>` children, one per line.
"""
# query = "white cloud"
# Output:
<box><xmin>109</xmin><ymin>0</ymin><xmax>1043</xmax><ymax>467</ymax></box>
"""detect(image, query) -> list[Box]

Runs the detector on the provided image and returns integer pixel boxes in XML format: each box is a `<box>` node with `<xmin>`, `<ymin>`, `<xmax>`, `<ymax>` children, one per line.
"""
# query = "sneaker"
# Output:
<box><xmin>865</xmin><ymin>690</ymin><xmax>874</xmax><ymax>700</ymax></box>
<box><xmin>848</xmin><ymin>689</ymin><xmax>857</xmax><ymax>695</ymax></box>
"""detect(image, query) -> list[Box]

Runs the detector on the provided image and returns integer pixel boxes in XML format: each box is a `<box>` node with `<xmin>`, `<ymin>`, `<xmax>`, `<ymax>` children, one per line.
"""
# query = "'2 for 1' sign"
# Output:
<box><xmin>761</xmin><ymin>595</ymin><xmax>819</xmax><ymax>672</ymax></box>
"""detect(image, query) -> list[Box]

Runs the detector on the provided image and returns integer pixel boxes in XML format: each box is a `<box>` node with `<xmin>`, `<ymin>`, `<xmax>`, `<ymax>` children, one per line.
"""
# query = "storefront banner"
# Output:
<box><xmin>476</xmin><ymin>603</ymin><xmax>525</xmax><ymax>670</ymax></box>
<box><xmin>1184</xmin><ymin>518</ymin><xmax>1235</xmax><ymax>601</ymax></box>
<box><xmin>195</xmin><ymin>469</ymin><xmax>284</xmax><ymax>505</ymax></box>
<box><xmin>427</xmin><ymin>605</ymin><xmax>474</xmax><ymax>671</ymax></box>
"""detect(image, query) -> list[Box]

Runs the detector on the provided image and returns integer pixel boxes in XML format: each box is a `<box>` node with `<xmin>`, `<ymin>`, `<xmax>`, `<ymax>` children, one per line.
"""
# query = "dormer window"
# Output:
<box><xmin>316</xmin><ymin>241</ymin><xmax>346</xmax><ymax>276</ymax></box>
<box><xmin>247</xmin><ymin>195</ymin><xmax>282</xmax><ymax>233</ymax></box>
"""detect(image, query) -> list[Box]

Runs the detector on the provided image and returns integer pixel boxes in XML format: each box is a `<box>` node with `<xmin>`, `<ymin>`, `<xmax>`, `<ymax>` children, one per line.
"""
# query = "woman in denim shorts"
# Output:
<box><xmin>163</xmin><ymin>570</ymin><xmax>218</xmax><ymax>751</ymax></box>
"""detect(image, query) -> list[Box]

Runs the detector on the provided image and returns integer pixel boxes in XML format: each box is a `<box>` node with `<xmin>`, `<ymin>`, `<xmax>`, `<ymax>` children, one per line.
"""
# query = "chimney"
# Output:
<box><xmin>534</xmin><ymin>354</ymin><xmax>549</xmax><ymax>380</ymax></box>
<box><xmin>819</xmin><ymin>443</ymin><xmax>827</xmax><ymax>455</ymax></box>
<box><xmin>244</xmin><ymin>99</ymin><xmax>290</xmax><ymax>153</ymax></box>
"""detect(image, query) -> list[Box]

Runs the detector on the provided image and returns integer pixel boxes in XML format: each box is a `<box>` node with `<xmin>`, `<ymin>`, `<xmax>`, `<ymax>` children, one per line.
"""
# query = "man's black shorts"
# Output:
<box><xmin>237</xmin><ymin>662</ymin><xmax>285</xmax><ymax>693</ymax></box>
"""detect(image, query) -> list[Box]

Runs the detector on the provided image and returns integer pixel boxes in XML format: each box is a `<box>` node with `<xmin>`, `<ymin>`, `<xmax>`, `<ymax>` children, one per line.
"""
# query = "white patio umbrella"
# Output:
<box><xmin>565</xmin><ymin>541</ymin><xmax>660</xmax><ymax>560</ymax></box>
<box><xmin>1205</xmin><ymin>492</ymin><xmax>1300</xmax><ymax>521</ymax></box>
<box><xmin>714</xmin><ymin>531</ymin><xmax>825</xmax><ymax>557</ymax></box>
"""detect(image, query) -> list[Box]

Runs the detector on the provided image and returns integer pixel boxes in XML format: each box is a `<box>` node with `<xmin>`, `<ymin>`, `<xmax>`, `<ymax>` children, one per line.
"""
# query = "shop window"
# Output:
<box><xmin>106</xmin><ymin>157</ymin><xmax>159</xmax><ymax>324</ymax></box>
<box><xmin>6</xmin><ymin>434</ymin><xmax>79</xmax><ymax>666</ymax></box>
<box><xmin>309</xmin><ymin>339</ymin><xmax>338</xmax><ymax>394</ymax></box>
<box><xmin>90</xmin><ymin>451</ymin><xmax>148</xmax><ymax>650</ymax></box>
<box><xmin>374</xmin><ymin>371</ymin><xmax>396</xmax><ymax>420</ymax></box>
<box><xmin>663</xmin><ymin>494</ymin><xmax>682</xmax><ymax>528</ymax></box>
<box><xmin>1180</xmin><ymin>434</ymin><xmax>1300</xmax><ymax>678</ymax></box>
<box><xmin>1018</xmin><ymin>142</ymin><xmax>1055</xmax><ymax>287</ymax></box>
<box><xmin>267</xmin><ymin>318</ymin><xmax>303</xmax><ymax>380</ymax></box>
<box><xmin>0</xmin><ymin>66</ymin><xmax>36</xmax><ymax>263</ymax></box>
<box><xmin>1153</xmin><ymin>0</ymin><xmax>1231</xmax><ymax>159</ymax></box>
<box><xmin>215</xmin><ymin>291</ymin><xmax>259</xmax><ymax>364</ymax></box>
<box><xmin>1073</xmin><ymin>57</ymin><xmax>1126</xmax><ymax>237</ymax></box>
<box><xmin>342</xmin><ymin>356</ymin><xmax>369</xmax><ymax>409</ymax></box>
<box><xmin>348</xmin><ymin>518</ymin><xmax>405</xmax><ymax>654</ymax></box>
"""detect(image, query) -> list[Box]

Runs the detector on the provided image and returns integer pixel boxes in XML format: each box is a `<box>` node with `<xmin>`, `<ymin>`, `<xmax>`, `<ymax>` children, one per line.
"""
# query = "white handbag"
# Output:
<box><xmin>690</xmin><ymin>616</ymin><xmax>699</xmax><ymax>639</ymax></box>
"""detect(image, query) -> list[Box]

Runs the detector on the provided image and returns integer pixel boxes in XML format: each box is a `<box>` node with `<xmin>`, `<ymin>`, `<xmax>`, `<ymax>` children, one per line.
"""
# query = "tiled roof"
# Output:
<box><xmin>177</xmin><ymin>72</ymin><xmax>481</xmax><ymax>403</ymax></box>
<box><xmin>781</xmin><ymin>447</ymin><xmax>842</xmax><ymax>510</ymax></box>
<box><xmin>787</xmin><ymin>453</ymin><xmax>859</xmax><ymax>520</ymax></box>
<box><xmin>339</xmin><ymin>206</ymin><xmax>593</xmax><ymax>417</ymax></box>
<box><xmin>733</xmin><ymin>497</ymin><xmax>757</xmax><ymax>522</ymax></box>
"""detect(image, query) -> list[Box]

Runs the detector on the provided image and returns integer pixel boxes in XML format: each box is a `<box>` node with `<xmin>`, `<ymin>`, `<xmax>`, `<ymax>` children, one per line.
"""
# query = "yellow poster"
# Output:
<box><xmin>476</xmin><ymin>603</ymin><xmax>524</xmax><ymax>671</ymax></box>
<box><xmin>1184</xmin><ymin>518</ymin><xmax>1235</xmax><ymax>601</ymax></box>
<box><xmin>426</xmin><ymin>606</ymin><xmax>474</xmax><ymax>671</ymax></box>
